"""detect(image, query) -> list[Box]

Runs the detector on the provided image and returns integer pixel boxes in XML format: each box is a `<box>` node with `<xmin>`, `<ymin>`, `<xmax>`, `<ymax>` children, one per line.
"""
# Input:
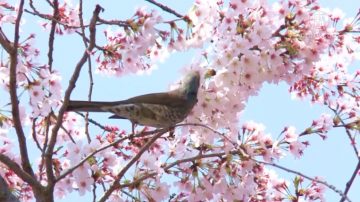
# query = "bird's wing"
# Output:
<box><xmin>117</xmin><ymin>91</ymin><xmax>186</xmax><ymax>107</ymax></box>
<box><xmin>108</xmin><ymin>104</ymin><xmax>157</xmax><ymax>120</ymax></box>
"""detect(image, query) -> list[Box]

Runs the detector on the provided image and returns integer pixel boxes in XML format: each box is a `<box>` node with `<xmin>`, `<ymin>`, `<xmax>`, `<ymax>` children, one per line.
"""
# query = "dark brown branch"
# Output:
<box><xmin>98</xmin><ymin>130</ymin><xmax>166</xmax><ymax>202</ymax></box>
<box><xmin>47</xmin><ymin>0</ymin><xmax>58</xmax><ymax>70</ymax></box>
<box><xmin>0</xmin><ymin>154</ymin><xmax>41</xmax><ymax>190</ymax></box>
<box><xmin>144</xmin><ymin>0</ymin><xmax>183</xmax><ymax>19</ymax></box>
<box><xmin>0</xmin><ymin>28</ymin><xmax>13</xmax><ymax>53</ymax></box>
<box><xmin>9</xmin><ymin>0</ymin><xmax>36</xmax><ymax>179</ymax></box>
<box><xmin>45</xmin><ymin>4</ymin><xmax>103</xmax><ymax>187</ymax></box>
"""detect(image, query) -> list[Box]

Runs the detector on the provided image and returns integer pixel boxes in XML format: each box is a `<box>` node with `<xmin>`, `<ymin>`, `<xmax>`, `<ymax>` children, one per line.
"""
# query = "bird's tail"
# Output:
<box><xmin>66</xmin><ymin>100</ymin><xmax>116</xmax><ymax>112</ymax></box>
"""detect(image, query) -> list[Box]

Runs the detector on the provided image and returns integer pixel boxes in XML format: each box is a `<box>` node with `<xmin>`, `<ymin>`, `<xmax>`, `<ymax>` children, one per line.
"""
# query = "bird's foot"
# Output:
<box><xmin>166</xmin><ymin>127</ymin><xmax>175</xmax><ymax>141</ymax></box>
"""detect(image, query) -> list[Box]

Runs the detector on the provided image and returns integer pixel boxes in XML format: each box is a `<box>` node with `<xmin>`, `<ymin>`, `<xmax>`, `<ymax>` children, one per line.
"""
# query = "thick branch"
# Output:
<box><xmin>45</xmin><ymin>4</ymin><xmax>103</xmax><ymax>187</ymax></box>
<box><xmin>0</xmin><ymin>154</ymin><xmax>41</xmax><ymax>190</ymax></box>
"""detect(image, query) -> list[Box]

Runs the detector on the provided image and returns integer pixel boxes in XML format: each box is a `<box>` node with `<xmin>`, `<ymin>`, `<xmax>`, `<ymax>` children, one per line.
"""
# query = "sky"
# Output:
<box><xmin>5</xmin><ymin>0</ymin><xmax>360</xmax><ymax>201</ymax></box>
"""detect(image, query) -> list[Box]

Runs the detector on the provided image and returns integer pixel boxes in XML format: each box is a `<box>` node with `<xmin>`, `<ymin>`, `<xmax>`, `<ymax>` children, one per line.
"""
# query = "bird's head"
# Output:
<box><xmin>180</xmin><ymin>71</ymin><xmax>200</xmax><ymax>103</ymax></box>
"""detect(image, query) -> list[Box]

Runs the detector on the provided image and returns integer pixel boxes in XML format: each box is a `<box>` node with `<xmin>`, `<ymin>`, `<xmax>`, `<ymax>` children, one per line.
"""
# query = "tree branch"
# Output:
<box><xmin>9</xmin><ymin>0</ymin><xmax>36</xmax><ymax>180</ymax></box>
<box><xmin>329</xmin><ymin>106</ymin><xmax>360</xmax><ymax>160</ymax></box>
<box><xmin>0</xmin><ymin>154</ymin><xmax>41</xmax><ymax>190</ymax></box>
<box><xmin>56</xmin><ymin>127</ymin><xmax>169</xmax><ymax>182</ymax></box>
<box><xmin>78</xmin><ymin>0</ymin><xmax>94</xmax><ymax>143</ymax></box>
<box><xmin>0</xmin><ymin>28</ymin><xmax>13</xmax><ymax>53</ymax></box>
<box><xmin>98</xmin><ymin>130</ymin><xmax>167</xmax><ymax>202</ymax></box>
<box><xmin>115</xmin><ymin>147</ymin><xmax>349</xmax><ymax>202</ymax></box>
<box><xmin>47</xmin><ymin>0</ymin><xmax>58</xmax><ymax>71</ymax></box>
<box><xmin>97</xmin><ymin>18</ymin><xmax>128</xmax><ymax>27</ymax></box>
<box><xmin>340</xmin><ymin>160</ymin><xmax>360</xmax><ymax>202</ymax></box>
<box><xmin>144</xmin><ymin>0</ymin><xmax>183</xmax><ymax>19</ymax></box>
<box><xmin>256</xmin><ymin>160</ymin><xmax>351</xmax><ymax>202</ymax></box>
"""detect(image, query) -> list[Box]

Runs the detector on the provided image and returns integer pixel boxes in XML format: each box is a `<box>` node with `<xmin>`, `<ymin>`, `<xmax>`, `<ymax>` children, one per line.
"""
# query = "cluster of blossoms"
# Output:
<box><xmin>95</xmin><ymin>8</ymin><xmax>164</xmax><ymax>76</ymax></box>
<box><xmin>41</xmin><ymin>1</ymin><xmax>81</xmax><ymax>34</ymax></box>
<box><xmin>0</xmin><ymin>36</ymin><xmax>62</xmax><ymax>117</ymax></box>
<box><xmin>167</xmin><ymin>0</ymin><xmax>358</xmax><ymax>201</ymax></box>
<box><xmin>0</xmin><ymin>0</ymin><xmax>359</xmax><ymax>201</ymax></box>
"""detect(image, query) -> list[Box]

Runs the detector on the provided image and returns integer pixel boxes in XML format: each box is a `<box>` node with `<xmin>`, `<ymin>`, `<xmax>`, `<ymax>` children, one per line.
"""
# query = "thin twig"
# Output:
<box><xmin>144</xmin><ymin>0</ymin><xmax>183</xmax><ymax>18</ymax></box>
<box><xmin>56</xmin><ymin>127</ymin><xmax>169</xmax><ymax>182</ymax></box>
<box><xmin>31</xmin><ymin>119</ymin><xmax>43</xmax><ymax>151</ymax></box>
<box><xmin>339</xmin><ymin>160</ymin><xmax>360</xmax><ymax>202</ymax></box>
<box><xmin>177</xmin><ymin>123</ymin><xmax>237</xmax><ymax>146</ymax></box>
<box><xmin>74</xmin><ymin>111</ymin><xmax>109</xmax><ymax>132</ymax></box>
<box><xmin>97</xmin><ymin>18</ymin><xmax>128</xmax><ymax>27</ymax></box>
<box><xmin>92</xmin><ymin>174</ymin><xmax>97</xmax><ymax>202</ymax></box>
<box><xmin>329</xmin><ymin>106</ymin><xmax>359</xmax><ymax>159</ymax></box>
<box><xmin>47</xmin><ymin>0</ymin><xmax>58</xmax><ymax>71</ymax></box>
<box><xmin>114</xmin><ymin>144</ymin><xmax>349</xmax><ymax>202</ymax></box>
<box><xmin>117</xmin><ymin>152</ymin><xmax>229</xmax><ymax>190</ymax></box>
<box><xmin>256</xmin><ymin>159</ymin><xmax>351</xmax><ymax>202</ymax></box>
<box><xmin>42</xmin><ymin>0</ymin><xmax>59</xmax><ymax>182</ymax></box>
<box><xmin>78</xmin><ymin>0</ymin><xmax>93</xmax><ymax>143</ymax></box>
<box><xmin>74</xmin><ymin>30</ymin><xmax>105</xmax><ymax>51</ymax></box>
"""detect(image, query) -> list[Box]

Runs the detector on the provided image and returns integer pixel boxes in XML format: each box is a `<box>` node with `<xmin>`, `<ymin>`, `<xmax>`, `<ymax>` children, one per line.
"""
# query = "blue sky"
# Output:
<box><xmin>9</xmin><ymin>0</ymin><xmax>359</xmax><ymax>201</ymax></box>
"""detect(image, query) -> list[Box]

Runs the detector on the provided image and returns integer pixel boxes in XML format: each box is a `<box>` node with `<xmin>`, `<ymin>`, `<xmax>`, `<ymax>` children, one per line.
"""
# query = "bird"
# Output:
<box><xmin>66</xmin><ymin>71</ymin><xmax>200</xmax><ymax>132</ymax></box>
